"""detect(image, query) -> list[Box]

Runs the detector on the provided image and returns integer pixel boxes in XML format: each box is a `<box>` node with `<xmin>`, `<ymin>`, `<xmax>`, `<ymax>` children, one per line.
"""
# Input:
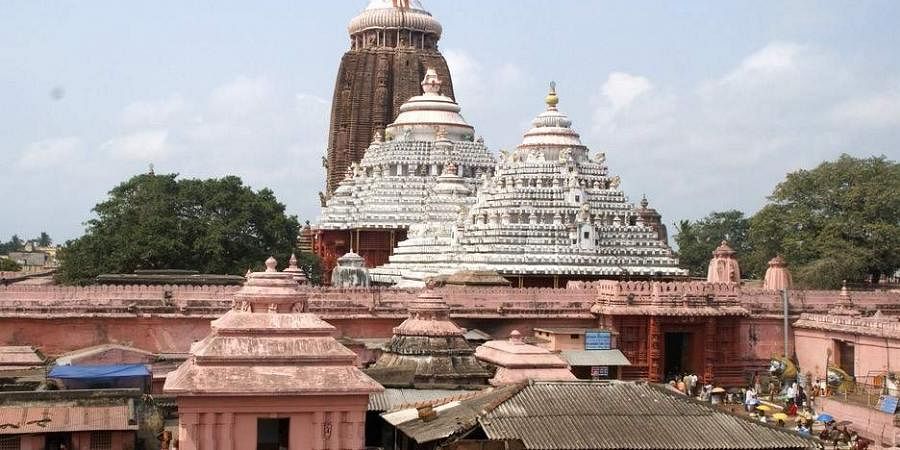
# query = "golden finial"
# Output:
<box><xmin>545</xmin><ymin>81</ymin><xmax>559</xmax><ymax>108</ymax></box>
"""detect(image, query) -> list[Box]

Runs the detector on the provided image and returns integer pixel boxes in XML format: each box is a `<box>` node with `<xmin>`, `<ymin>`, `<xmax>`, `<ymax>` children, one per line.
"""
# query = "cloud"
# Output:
<box><xmin>103</xmin><ymin>130</ymin><xmax>171</xmax><ymax>161</ymax></box>
<box><xmin>121</xmin><ymin>95</ymin><xmax>187</xmax><ymax>128</ymax></box>
<box><xmin>589</xmin><ymin>41</ymin><xmax>900</xmax><ymax>225</ymax></box>
<box><xmin>17</xmin><ymin>137</ymin><xmax>83</xmax><ymax>169</ymax></box>
<box><xmin>602</xmin><ymin>72</ymin><xmax>653</xmax><ymax>111</ymax></box>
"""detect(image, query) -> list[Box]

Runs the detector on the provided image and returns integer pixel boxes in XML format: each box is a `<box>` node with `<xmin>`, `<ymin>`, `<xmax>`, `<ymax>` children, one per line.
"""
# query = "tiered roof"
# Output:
<box><xmin>163</xmin><ymin>257</ymin><xmax>382</xmax><ymax>396</ymax></box>
<box><xmin>366</xmin><ymin>285</ymin><xmax>491</xmax><ymax>388</ymax></box>
<box><xmin>317</xmin><ymin>69</ymin><xmax>495</xmax><ymax>231</ymax></box>
<box><xmin>373</xmin><ymin>84</ymin><xmax>685</xmax><ymax>284</ymax></box>
<box><xmin>475</xmin><ymin>331</ymin><xmax>576</xmax><ymax>386</ymax></box>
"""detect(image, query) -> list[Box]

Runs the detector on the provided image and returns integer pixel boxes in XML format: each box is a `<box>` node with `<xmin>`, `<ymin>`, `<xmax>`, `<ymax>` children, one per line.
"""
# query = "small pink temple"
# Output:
<box><xmin>475</xmin><ymin>330</ymin><xmax>576</xmax><ymax>386</ymax></box>
<box><xmin>164</xmin><ymin>257</ymin><xmax>382</xmax><ymax>450</ymax></box>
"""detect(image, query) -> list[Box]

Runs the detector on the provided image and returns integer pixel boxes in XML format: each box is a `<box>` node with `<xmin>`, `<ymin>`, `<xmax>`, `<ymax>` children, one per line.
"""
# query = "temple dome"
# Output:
<box><xmin>518</xmin><ymin>83</ymin><xmax>585</xmax><ymax>152</ymax></box>
<box><xmin>387</xmin><ymin>69</ymin><xmax>473</xmax><ymax>141</ymax></box>
<box><xmin>349</xmin><ymin>1</ymin><xmax>442</xmax><ymax>38</ymax></box>
<box><xmin>707</xmin><ymin>241</ymin><xmax>741</xmax><ymax>283</ymax></box>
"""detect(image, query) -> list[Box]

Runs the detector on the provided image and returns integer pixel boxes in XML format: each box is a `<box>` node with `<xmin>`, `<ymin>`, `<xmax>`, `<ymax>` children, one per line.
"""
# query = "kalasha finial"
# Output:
<box><xmin>265</xmin><ymin>256</ymin><xmax>277</xmax><ymax>272</ymax></box>
<box><xmin>421</xmin><ymin>68</ymin><xmax>441</xmax><ymax>95</ymax></box>
<box><xmin>509</xmin><ymin>329</ymin><xmax>524</xmax><ymax>344</ymax></box>
<box><xmin>640</xmin><ymin>194</ymin><xmax>649</xmax><ymax>209</ymax></box>
<box><xmin>545</xmin><ymin>81</ymin><xmax>559</xmax><ymax>109</ymax></box>
<box><xmin>288</xmin><ymin>253</ymin><xmax>299</xmax><ymax>269</ymax></box>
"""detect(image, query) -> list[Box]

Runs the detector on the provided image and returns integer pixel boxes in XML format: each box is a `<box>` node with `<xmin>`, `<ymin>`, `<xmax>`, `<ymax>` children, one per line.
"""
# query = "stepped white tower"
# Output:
<box><xmin>372</xmin><ymin>83</ymin><xmax>686</xmax><ymax>287</ymax></box>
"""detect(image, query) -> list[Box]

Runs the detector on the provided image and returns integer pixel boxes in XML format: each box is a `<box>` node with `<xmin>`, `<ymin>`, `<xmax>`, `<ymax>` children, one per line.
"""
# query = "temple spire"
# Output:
<box><xmin>545</xmin><ymin>81</ymin><xmax>559</xmax><ymax>110</ymax></box>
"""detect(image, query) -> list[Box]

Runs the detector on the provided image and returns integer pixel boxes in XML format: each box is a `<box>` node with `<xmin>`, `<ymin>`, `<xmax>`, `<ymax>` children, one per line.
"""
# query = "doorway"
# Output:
<box><xmin>664</xmin><ymin>332</ymin><xmax>691</xmax><ymax>381</ymax></box>
<box><xmin>257</xmin><ymin>418</ymin><xmax>290</xmax><ymax>450</ymax></box>
<box><xmin>44</xmin><ymin>433</ymin><xmax>71</xmax><ymax>450</ymax></box>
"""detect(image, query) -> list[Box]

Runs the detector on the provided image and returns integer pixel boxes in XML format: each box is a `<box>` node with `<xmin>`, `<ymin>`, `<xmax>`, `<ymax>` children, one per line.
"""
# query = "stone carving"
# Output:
<box><xmin>609</xmin><ymin>176</ymin><xmax>621</xmax><ymax>189</ymax></box>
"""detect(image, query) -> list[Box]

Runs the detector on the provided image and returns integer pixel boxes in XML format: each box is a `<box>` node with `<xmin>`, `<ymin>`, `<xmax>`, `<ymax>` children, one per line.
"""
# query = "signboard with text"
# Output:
<box><xmin>585</xmin><ymin>331</ymin><xmax>612</xmax><ymax>350</ymax></box>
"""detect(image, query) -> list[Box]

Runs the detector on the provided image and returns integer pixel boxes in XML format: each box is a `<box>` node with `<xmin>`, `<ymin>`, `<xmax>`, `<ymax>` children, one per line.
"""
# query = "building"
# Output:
<box><xmin>382</xmin><ymin>381</ymin><xmax>818</xmax><ymax>450</ymax></box>
<box><xmin>365</xmin><ymin>285</ymin><xmax>491</xmax><ymax>389</ymax></box>
<box><xmin>474</xmin><ymin>330</ymin><xmax>577</xmax><ymax>386</ymax></box>
<box><xmin>163</xmin><ymin>257</ymin><xmax>382</xmax><ymax>450</ymax></box>
<box><xmin>532</xmin><ymin>328</ymin><xmax>630</xmax><ymax>380</ymax></box>
<box><xmin>316</xmin><ymin>69</ymin><xmax>494</xmax><ymax>276</ymax></box>
<box><xmin>323</xmin><ymin>0</ymin><xmax>455</xmax><ymax>197</ymax></box>
<box><xmin>373</xmin><ymin>85</ymin><xmax>685</xmax><ymax>287</ymax></box>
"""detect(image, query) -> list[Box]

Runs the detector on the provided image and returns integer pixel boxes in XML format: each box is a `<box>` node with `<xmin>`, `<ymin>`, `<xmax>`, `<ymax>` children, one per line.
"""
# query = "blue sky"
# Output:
<box><xmin>2</xmin><ymin>1</ymin><xmax>899</xmax><ymax>243</ymax></box>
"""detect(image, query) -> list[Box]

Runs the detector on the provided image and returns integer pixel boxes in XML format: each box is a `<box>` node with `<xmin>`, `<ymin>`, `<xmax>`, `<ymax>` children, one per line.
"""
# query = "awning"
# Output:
<box><xmin>49</xmin><ymin>364</ymin><xmax>150</xmax><ymax>379</ymax></box>
<box><xmin>560</xmin><ymin>349</ymin><xmax>631</xmax><ymax>367</ymax></box>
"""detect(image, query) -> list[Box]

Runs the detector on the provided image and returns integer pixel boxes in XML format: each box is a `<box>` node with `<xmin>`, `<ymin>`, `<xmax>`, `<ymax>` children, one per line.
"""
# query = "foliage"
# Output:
<box><xmin>296</xmin><ymin>251</ymin><xmax>324</xmax><ymax>286</ymax></box>
<box><xmin>36</xmin><ymin>232</ymin><xmax>52</xmax><ymax>247</ymax></box>
<box><xmin>0</xmin><ymin>235</ymin><xmax>23</xmax><ymax>254</ymax></box>
<box><xmin>57</xmin><ymin>173</ymin><xmax>300</xmax><ymax>285</ymax></box>
<box><xmin>749</xmin><ymin>154</ymin><xmax>900</xmax><ymax>288</ymax></box>
<box><xmin>0</xmin><ymin>258</ymin><xmax>21</xmax><ymax>272</ymax></box>
<box><xmin>674</xmin><ymin>210</ymin><xmax>752</xmax><ymax>278</ymax></box>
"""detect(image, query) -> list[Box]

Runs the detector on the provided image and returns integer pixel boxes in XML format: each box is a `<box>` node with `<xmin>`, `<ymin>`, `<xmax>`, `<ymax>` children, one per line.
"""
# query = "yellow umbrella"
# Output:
<box><xmin>773</xmin><ymin>413</ymin><xmax>788</xmax><ymax>420</ymax></box>
<box><xmin>756</xmin><ymin>405</ymin><xmax>772</xmax><ymax>412</ymax></box>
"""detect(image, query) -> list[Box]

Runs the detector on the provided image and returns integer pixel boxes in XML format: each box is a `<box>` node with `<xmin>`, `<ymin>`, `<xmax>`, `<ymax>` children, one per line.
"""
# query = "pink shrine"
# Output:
<box><xmin>163</xmin><ymin>257</ymin><xmax>382</xmax><ymax>450</ymax></box>
<box><xmin>475</xmin><ymin>330</ymin><xmax>577</xmax><ymax>386</ymax></box>
<box><xmin>706</xmin><ymin>241</ymin><xmax>741</xmax><ymax>283</ymax></box>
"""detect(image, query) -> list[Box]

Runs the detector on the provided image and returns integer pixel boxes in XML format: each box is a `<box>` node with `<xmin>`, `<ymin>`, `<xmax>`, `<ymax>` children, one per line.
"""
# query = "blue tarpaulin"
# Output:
<box><xmin>49</xmin><ymin>364</ymin><xmax>150</xmax><ymax>379</ymax></box>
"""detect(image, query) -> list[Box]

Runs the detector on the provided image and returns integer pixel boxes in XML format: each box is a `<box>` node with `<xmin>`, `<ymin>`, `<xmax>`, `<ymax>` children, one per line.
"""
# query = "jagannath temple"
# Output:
<box><xmin>371</xmin><ymin>84</ymin><xmax>685</xmax><ymax>287</ymax></box>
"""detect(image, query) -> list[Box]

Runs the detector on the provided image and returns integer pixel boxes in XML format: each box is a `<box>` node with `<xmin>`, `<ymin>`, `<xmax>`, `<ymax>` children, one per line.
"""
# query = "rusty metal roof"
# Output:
<box><xmin>481</xmin><ymin>382</ymin><xmax>818</xmax><ymax>450</ymax></box>
<box><xmin>0</xmin><ymin>404</ymin><xmax>136</xmax><ymax>435</ymax></box>
<box><xmin>368</xmin><ymin>388</ymin><xmax>481</xmax><ymax>412</ymax></box>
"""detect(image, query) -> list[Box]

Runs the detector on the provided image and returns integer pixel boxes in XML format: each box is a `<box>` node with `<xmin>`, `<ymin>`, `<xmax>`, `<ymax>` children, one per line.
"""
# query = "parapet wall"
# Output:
<box><xmin>0</xmin><ymin>283</ymin><xmax>896</xmax><ymax>319</ymax></box>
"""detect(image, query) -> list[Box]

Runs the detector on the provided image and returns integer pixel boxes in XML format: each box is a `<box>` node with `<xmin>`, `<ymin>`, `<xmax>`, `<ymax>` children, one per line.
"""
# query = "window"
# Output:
<box><xmin>575</xmin><ymin>195</ymin><xmax>580</xmax><ymax>202</ymax></box>
<box><xmin>258</xmin><ymin>418</ymin><xmax>290</xmax><ymax>450</ymax></box>
<box><xmin>90</xmin><ymin>431</ymin><xmax>112</xmax><ymax>450</ymax></box>
<box><xmin>0</xmin><ymin>436</ymin><xmax>20</xmax><ymax>450</ymax></box>
<box><xmin>583</xmin><ymin>232</ymin><xmax>590</xmax><ymax>239</ymax></box>
<box><xmin>571</xmin><ymin>334</ymin><xmax>579</xmax><ymax>339</ymax></box>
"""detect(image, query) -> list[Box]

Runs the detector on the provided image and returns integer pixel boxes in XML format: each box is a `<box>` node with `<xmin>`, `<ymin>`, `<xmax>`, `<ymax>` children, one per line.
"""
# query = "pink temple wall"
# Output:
<box><xmin>794</xmin><ymin>328</ymin><xmax>900</xmax><ymax>382</ymax></box>
<box><xmin>176</xmin><ymin>395</ymin><xmax>368</xmax><ymax>450</ymax></box>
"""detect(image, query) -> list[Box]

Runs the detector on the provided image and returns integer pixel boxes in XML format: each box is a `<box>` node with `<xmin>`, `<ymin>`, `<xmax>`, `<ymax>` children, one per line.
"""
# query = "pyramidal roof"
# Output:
<box><xmin>164</xmin><ymin>257</ymin><xmax>382</xmax><ymax>396</ymax></box>
<box><xmin>365</xmin><ymin>285</ymin><xmax>491</xmax><ymax>388</ymax></box>
<box><xmin>475</xmin><ymin>331</ymin><xmax>576</xmax><ymax>386</ymax></box>
<box><xmin>317</xmin><ymin>69</ymin><xmax>495</xmax><ymax>231</ymax></box>
<box><xmin>372</xmin><ymin>83</ymin><xmax>686</xmax><ymax>285</ymax></box>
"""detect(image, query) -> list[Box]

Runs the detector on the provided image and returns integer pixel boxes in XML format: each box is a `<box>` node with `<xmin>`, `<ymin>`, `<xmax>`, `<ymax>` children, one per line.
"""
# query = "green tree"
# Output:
<box><xmin>0</xmin><ymin>258</ymin><xmax>21</xmax><ymax>271</ymax></box>
<box><xmin>674</xmin><ymin>210</ymin><xmax>752</xmax><ymax>278</ymax></box>
<box><xmin>296</xmin><ymin>251</ymin><xmax>324</xmax><ymax>286</ymax></box>
<box><xmin>57</xmin><ymin>173</ymin><xmax>300</xmax><ymax>285</ymax></box>
<box><xmin>37</xmin><ymin>232</ymin><xmax>52</xmax><ymax>247</ymax></box>
<box><xmin>748</xmin><ymin>154</ymin><xmax>900</xmax><ymax>288</ymax></box>
<box><xmin>0</xmin><ymin>235</ymin><xmax>23</xmax><ymax>254</ymax></box>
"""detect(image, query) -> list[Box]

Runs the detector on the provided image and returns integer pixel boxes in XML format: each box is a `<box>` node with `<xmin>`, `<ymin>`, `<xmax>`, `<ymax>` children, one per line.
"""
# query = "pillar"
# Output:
<box><xmin>647</xmin><ymin>317</ymin><xmax>661</xmax><ymax>382</ymax></box>
<box><xmin>704</xmin><ymin>319</ymin><xmax>717</xmax><ymax>383</ymax></box>
<box><xmin>179</xmin><ymin>412</ymin><xmax>200</xmax><ymax>450</ymax></box>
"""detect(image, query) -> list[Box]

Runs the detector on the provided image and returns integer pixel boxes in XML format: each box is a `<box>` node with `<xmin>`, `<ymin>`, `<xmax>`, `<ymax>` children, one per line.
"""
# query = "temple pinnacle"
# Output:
<box><xmin>545</xmin><ymin>81</ymin><xmax>559</xmax><ymax>109</ymax></box>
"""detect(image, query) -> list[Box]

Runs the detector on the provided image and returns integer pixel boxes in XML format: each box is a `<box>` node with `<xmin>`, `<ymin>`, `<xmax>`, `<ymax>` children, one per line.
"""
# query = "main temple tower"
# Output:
<box><xmin>323</xmin><ymin>0</ymin><xmax>455</xmax><ymax>198</ymax></box>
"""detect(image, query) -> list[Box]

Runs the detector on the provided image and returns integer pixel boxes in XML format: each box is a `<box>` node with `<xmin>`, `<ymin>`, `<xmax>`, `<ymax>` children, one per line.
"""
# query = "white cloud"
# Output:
<box><xmin>602</xmin><ymin>72</ymin><xmax>653</xmax><ymax>111</ymax></box>
<box><xmin>103</xmin><ymin>129</ymin><xmax>171</xmax><ymax>161</ymax></box>
<box><xmin>17</xmin><ymin>137</ymin><xmax>82</xmax><ymax>169</ymax></box>
<box><xmin>830</xmin><ymin>88</ymin><xmax>900</xmax><ymax>129</ymax></box>
<box><xmin>121</xmin><ymin>95</ymin><xmax>187</xmax><ymax>128</ymax></box>
<box><xmin>208</xmin><ymin>76</ymin><xmax>275</xmax><ymax>118</ymax></box>
<box><xmin>589</xmin><ymin>41</ymin><xmax>900</xmax><ymax>224</ymax></box>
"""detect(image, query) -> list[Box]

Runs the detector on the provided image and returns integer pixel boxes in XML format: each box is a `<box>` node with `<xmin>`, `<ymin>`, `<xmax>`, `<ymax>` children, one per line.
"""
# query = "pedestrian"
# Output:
<box><xmin>744</xmin><ymin>386</ymin><xmax>758</xmax><ymax>413</ymax></box>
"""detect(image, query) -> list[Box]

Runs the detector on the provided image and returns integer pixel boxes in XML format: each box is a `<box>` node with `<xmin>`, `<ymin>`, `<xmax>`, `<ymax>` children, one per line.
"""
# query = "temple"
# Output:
<box><xmin>316</xmin><ymin>69</ymin><xmax>495</xmax><ymax>276</ymax></box>
<box><xmin>163</xmin><ymin>257</ymin><xmax>382</xmax><ymax>449</ymax></box>
<box><xmin>365</xmin><ymin>284</ymin><xmax>491</xmax><ymax>388</ymax></box>
<box><xmin>324</xmin><ymin>0</ymin><xmax>455</xmax><ymax>197</ymax></box>
<box><xmin>371</xmin><ymin>84</ymin><xmax>686</xmax><ymax>287</ymax></box>
<box><xmin>475</xmin><ymin>330</ymin><xmax>577</xmax><ymax>386</ymax></box>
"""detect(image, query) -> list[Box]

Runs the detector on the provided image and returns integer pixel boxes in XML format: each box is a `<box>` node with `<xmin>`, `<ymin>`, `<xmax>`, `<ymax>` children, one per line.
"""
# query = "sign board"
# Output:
<box><xmin>591</xmin><ymin>366</ymin><xmax>609</xmax><ymax>378</ymax></box>
<box><xmin>878</xmin><ymin>395</ymin><xmax>899</xmax><ymax>414</ymax></box>
<box><xmin>585</xmin><ymin>331</ymin><xmax>612</xmax><ymax>350</ymax></box>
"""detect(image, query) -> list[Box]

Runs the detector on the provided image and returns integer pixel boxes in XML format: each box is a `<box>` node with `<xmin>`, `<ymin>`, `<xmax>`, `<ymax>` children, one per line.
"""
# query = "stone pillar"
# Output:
<box><xmin>704</xmin><ymin>320</ymin><xmax>717</xmax><ymax>383</ymax></box>
<box><xmin>647</xmin><ymin>317</ymin><xmax>662</xmax><ymax>382</ymax></box>
<box><xmin>179</xmin><ymin>412</ymin><xmax>200</xmax><ymax>450</ymax></box>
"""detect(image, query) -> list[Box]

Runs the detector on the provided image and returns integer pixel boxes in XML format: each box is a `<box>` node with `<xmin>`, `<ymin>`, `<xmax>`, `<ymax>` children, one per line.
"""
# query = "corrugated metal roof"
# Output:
<box><xmin>481</xmin><ymin>382</ymin><xmax>818</xmax><ymax>450</ymax></box>
<box><xmin>368</xmin><ymin>388</ymin><xmax>475</xmax><ymax>411</ymax></box>
<box><xmin>559</xmin><ymin>349</ymin><xmax>631</xmax><ymax>367</ymax></box>
<box><xmin>0</xmin><ymin>405</ymin><xmax>136</xmax><ymax>435</ymax></box>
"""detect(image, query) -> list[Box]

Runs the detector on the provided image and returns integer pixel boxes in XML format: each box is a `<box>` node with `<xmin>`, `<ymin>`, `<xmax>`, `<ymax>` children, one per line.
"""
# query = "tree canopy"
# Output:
<box><xmin>674</xmin><ymin>154</ymin><xmax>899</xmax><ymax>288</ymax></box>
<box><xmin>57</xmin><ymin>173</ymin><xmax>300</xmax><ymax>285</ymax></box>
<box><xmin>0</xmin><ymin>235</ymin><xmax>24</xmax><ymax>254</ymax></box>
<box><xmin>674</xmin><ymin>210</ymin><xmax>752</xmax><ymax>278</ymax></box>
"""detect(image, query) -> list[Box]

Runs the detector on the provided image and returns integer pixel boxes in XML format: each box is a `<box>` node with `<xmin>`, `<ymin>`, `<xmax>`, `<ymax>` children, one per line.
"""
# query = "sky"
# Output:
<box><xmin>2</xmin><ymin>1</ymin><xmax>899</xmax><ymax>243</ymax></box>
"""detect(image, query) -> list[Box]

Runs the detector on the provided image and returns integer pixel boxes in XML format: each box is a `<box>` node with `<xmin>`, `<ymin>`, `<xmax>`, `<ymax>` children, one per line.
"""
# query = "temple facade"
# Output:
<box><xmin>323</xmin><ymin>0</ymin><xmax>455</xmax><ymax>197</ymax></box>
<box><xmin>372</xmin><ymin>84</ymin><xmax>686</xmax><ymax>287</ymax></box>
<box><xmin>316</xmin><ymin>69</ymin><xmax>495</xmax><ymax>278</ymax></box>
